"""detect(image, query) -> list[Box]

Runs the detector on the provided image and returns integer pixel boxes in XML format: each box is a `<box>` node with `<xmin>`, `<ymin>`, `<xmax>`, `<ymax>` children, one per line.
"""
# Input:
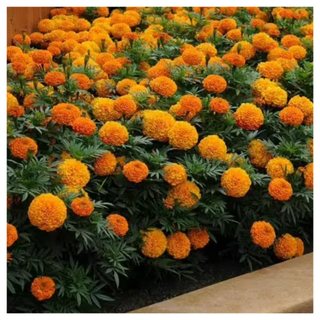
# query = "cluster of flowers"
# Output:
<box><xmin>7</xmin><ymin>6</ymin><xmax>313</xmax><ymax>304</ymax></box>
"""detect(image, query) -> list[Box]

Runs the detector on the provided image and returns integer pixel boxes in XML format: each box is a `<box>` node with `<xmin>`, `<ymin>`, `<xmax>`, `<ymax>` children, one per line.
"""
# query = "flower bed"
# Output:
<box><xmin>7</xmin><ymin>6</ymin><xmax>313</xmax><ymax>313</ymax></box>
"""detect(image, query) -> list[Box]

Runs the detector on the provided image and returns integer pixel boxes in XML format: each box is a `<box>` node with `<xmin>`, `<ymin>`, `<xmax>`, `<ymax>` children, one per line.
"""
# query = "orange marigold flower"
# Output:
<box><xmin>7</xmin><ymin>104</ymin><xmax>25</xmax><ymax>118</ymax></box>
<box><xmin>51</xmin><ymin>103</ymin><xmax>82</xmax><ymax>126</ymax></box>
<box><xmin>74</xmin><ymin>18</ymin><xmax>91</xmax><ymax>32</ymax></box>
<box><xmin>47</xmin><ymin>45</ymin><xmax>61</xmax><ymax>56</ymax></box>
<box><xmin>274</xmin><ymin>234</ymin><xmax>297</xmax><ymax>260</ymax></box>
<box><xmin>30</xmin><ymin>50</ymin><xmax>52</xmax><ymax>64</ymax></box>
<box><xmin>99</xmin><ymin>121</ymin><xmax>129</xmax><ymax>146</ymax></box>
<box><xmin>71</xmin><ymin>197</ymin><xmax>94</xmax><ymax>217</ymax></box>
<box><xmin>163</xmin><ymin>164</ymin><xmax>187</xmax><ymax>186</ymax></box>
<box><xmin>94</xmin><ymin>152</ymin><xmax>117</xmax><ymax>176</ymax></box>
<box><xmin>70</xmin><ymin>73</ymin><xmax>92</xmax><ymax>90</ymax></box>
<box><xmin>30</xmin><ymin>32</ymin><xmax>44</xmax><ymax>44</ymax></box>
<box><xmin>231</xmin><ymin>41</ymin><xmax>256</xmax><ymax>60</ymax></box>
<box><xmin>141</xmin><ymin>228</ymin><xmax>167</xmax><ymax>258</ymax></box>
<box><xmin>263</xmin><ymin>23</ymin><xmax>280</xmax><ymax>37</ymax></box>
<box><xmin>106</xmin><ymin>214</ymin><xmax>129</xmax><ymax>236</ymax></box>
<box><xmin>96</xmin><ymin>53</ymin><xmax>115</xmax><ymax>67</ymax></box>
<box><xmin>198</xmin><ymin>135</ymin><xmax>227</xmax><ymax>161</ymax></box>
<box><xmin>7</xmin><ymin>46</ymin><xmax>22</xmax><ymax>61</ymax></box>
<box><xmin>173</xmin><ymin>95</ymin><xmax>203</xmax><ymax>120</ymax></box>
<box><xmin>116</xmin><ymin>79</ymin><xmax>137</xmax><ymax>95</ymax></box>
<box><xmin>95</xmin><ymin>79</ymin><xmax>115</xmax><ymax>98</ymax></box>
<box><xmin>123</xmin><ymin>160</ymin><xmax>149</xmax><ymax>183</ymax></box>
<box><xmin>9</xmin><ymin>137</ymin><xmax>38</xmax><ymax>160</ymax></box>
<box><xmin>252</xmin><ymin>32</ymin><xmax>279</xmax><ymax>52</ymax></box>
<box><xmin>92</xmin><ymin>97</ymin><xmax>121</xmax><ymax>122</ymax></box>
<box><xmin>164</xmin><ymin>181</ymin><xmax>201</xmax><ymax>209</ymax></box>
<box><xmin>267</xmin><ymin>48</ymin><xmax>293</xmax><ymax>61</ymax></box>
<box><xmin>142</xmin><ymin>110</ymin><xmax>176</xmax><ymax>142</ymax></box>
<box><xmin>220</xmin><ymin>7</ymin><xmax>237</xmax><ymax>16</ymax></box>
<box><xmin>28</xmin><ymin>194</ymin><xmax>67</xmax><ymax>232</ymax></box>
<box><xmin>222</xmin><ymin>52</ymin><xmax>246</xmax><ymax>67</ymax></box>
<box><xmin>12</xmin><ymin>33</ymin><xmax>31</xmax><ymax>46</ymax></box>
<box><xmin>288</xmin><ymin>95</ymin><xmax>313</xmax><ymax>118</ymax></box>
<box><xmin>294</xmin><ymin>238</ymin><xmax>304</xmax><ymax>257</ymax></box>
<box><xmin>246</xmin><ymin>7</ymin><xmax>261</xmax><ymax>15</ymax></box>
<box><xmin>96</xmin><ymin>7</ymin><xmax>109</xmax><ymax>17</ymax></box>
<box><xmin>226</xmin><ymin>29</ymin><xmax>242</xmax><ymax>41</ymax></box>
<box><xmin>72</xmin><ymin>117</ymin><xmax>97</xmax><ymax>136</ymax></box>
<box><xmin>221</xmin><ymin>167</ymin><xmax>251</xmax><ymax>198</ymax></box>
<box><xmin>203</xmin><ymin>75</ymin><xmax>227</xmax><ymax>93</ymax></box>
<box><xmin>114</xmin><ymin>95</ymin><xmax>137</xmax><ymax>118</ymax></box>
<box><xmin>266</xmin><ymin>157</ymin><xmax>294</xmax><ymax>179</ymax></box>
<box><xmin>251</xmin><ymin>221</ymin><xmax>276</xmax><ymax>249</ymax></box>
<box><xmin>234</xmin><ymin>103</ymin><xmax>264</xmax><ymax>130</ymax></box>
<box><xmin>281</xmin><ymin>35</ymin><xmax>301</xmax><ymax>48</ymax></box>
<box><xmin>247</xmin><ymin>140</ymin><xmax>273</xmax><ymax>168</ymax></box>
<box><xmin>276</xmin><ymin>58</ymin><xmax>298</xmax><ymax>71</ymax></box>
<box><xmin>44</xmin><ymin>71</ymin><xmax>66</xmax><ymax>87</ymax></box>
<box><xmin>102</xmin><ymin>60</ymin><xmax>122</xmax><ymax>76</ymax></box>
<box><xmin>209</xmin><ymin>97</ymin><xmax>230</xmax><ymax>114</ymax></box>
<box><xmin>181</xmin><ymin>48</ymin><xmax>205</xmax><ymax>66</ymax></box>
<box><xmin>288</xmin><ymin>45</ymin><xmax>307</xmax><ymax>60</ymax></box>
<box><xmin>187</xmin><ymin>229</ymin><xmax>210</xmax><ymax>250</ymax></box>
<box><xmin>110</xmin><ymin>23</ymin><xmax>131</xmax><ymax>39</ymax></box>
<box><xmin>31</xmin><ymin>277</ymin><xmax>56</xmax><ymax>301</ymax></box>
<box><xmin>279</xmin><ymin>107</ymin><xmax>304</xmax><ymax>126</ymax></box>
<box><xmin>250</xmin><ymin>18</ymin><xmax>265</xmax><ymax>29</ymax></box>
<box><xmin>304</xmin><ymin>163</ymin><xmax>313</xmax><ymax>190</ymax></box>
<box><xmin>261</xmin><ymin>86</ymin><xmax>287</xmax><ymax>108</ymax></box>
<box><xmin>7</xmin><ymin>223</ymin><xmax>18</xmax><ymax>247</ymax></box>
<box><xmin>218</xmin><ymin>18</ymin><xmax>237</xmax><ymax>34</ymax></box>
<box><xmin>196</xmin><ymin>43</ymin><xmax>217</xmax><ymax>57</ymax></box>
<box><xmin>168</xmin><ymin>121</ymin><xmax>198</xmax><ymax>150</ymax></box>
<box><xmin>257</xmin><ymin>61</ymin><xmax>284</xmax><ymax>80</ymax></box>
<box><xmin>167</xmin><ymin>232</ymin><xmax>191</xmax><ymax>259</ymax></box>
<box><xmin>268</xmin><ymin>178</ymin><xmax>293</xmax><ymax>201</ymax></box>
<box><xmin>57</xmin><ymin>159</ymin><xmax>90</xmax><ymax>188</ymax></box>
<box><xmin>149</xmin><ymin>76</ymin><xmax>177</xmax><ymax>97</ymax></box>
<box><xmin>72</xmin><ymin>7</ymin><xmax>86</xmax><ymax>16</ymax></box>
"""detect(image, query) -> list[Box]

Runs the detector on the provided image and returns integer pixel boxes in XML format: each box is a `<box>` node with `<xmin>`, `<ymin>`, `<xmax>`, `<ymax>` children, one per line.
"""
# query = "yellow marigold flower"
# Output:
<box><xmin>251</xmin><ymin>221</ymin><xmax>276</xmax><ymax>249</ymax></box>
<box><xmin>279</xmin><ymin>107</ymin><xmax>304</xmax><ymax>126</ymax></box>
<box><xmin>106</xmin><ymin>214</ymin><xmax>129</xmax><ymax>236</ymax></box>
<box><xmin>28</xmin><ymin>194</ymin><xmax>67</xmax><ymax>232</ymax></box>
<box><xmin>218</xmin><ymin>18</ymin><xmax>237</xmax><ymax>34</ymax></box>
<box><xmin>9</xmin><ymin>137</ymin><xmax>38</xmax><ymax>160</ymax></box>
<box><xmin>74</xmin><ymin>18</ymin><xmax>91</xmax><ymax>32</ymax></box>
<box><xmin>110</xmin><ymin>22</ymin><xmax>131</xmax><ymax>39</ymax></box>
<box><xmin>7</xmin><ymin>223</ymin><xmax>18</xmax><ymax>247</ymax></box>
<box><xmin>308</xmin><ymin>139</ymin><xmax>313</xmax><ymax>157</ymax></box>
<box><xmin>274</xmin><ymin>234</ymin><xmax>297</xmax><ymax>260</ymax></box>
<box><xmin>7</xmin><ymin>92</ymin><xmax>18</xmax><ymax>108</ymax></box>
<box><xmin>167</xmin><ymin>232</ymin><xmax>191</xmax><ymax>259</ymax></box>
<box><xmin>92</xmin><ymin>97</ymin><xmax>121</xmax><ymax>121</ymax></box>
<box><xmin>221</xmin><ymin>167</ymin><xmax>251</xmax><ymax>198</ymax></box>
<box><xmin>99</xmin><ymin>121</ymin><xmax>129</xmax><ymax>146</ymax></box>
<box><xmin>257</xmin><ymin>61</ymin><xmax>284</xmax><ymax>80</ymax></box>
<box><xmin>266</xmin><ymin>157</ymin><xmax>294</xmax><ymax>179</ymax></box>
<box><xmin>114</xmin><ymin>95</ymin><xmax>137</xmax><ymax>118</ymax></box>
<box><xmin>301</xmin><ymin>23</ymin><xmax>313</xmax><ymax>36</ymax></box>
<box><xmin>267</xmin><ymin>48</ymin><xmax>293</xmax><ymax>61</ymax></box>
<box><xmin>226</xmin><ymin>28</ymin><xmax>242</xmax><ymax>41</ymax></box>
<box><xmin>57</xmin><ymin>159</ymin><xmax>90</xmax><ymax>188</ymax></box>
<box><xmin>141</xmin><ymin>228</ymin><xmax>167</xmax><ymax>258</ymax></box>
<box><xmin>30</xmin><ymin>50</ymin><xmax>52</xmax><ymax>64</ymax></box>
<box><xmin>7</xmin><ymin>104</ymin><xmax>25</xmax><ymax>118</ymax></box>
<box><xmin>281</xmin><ymin>34</ymin><xmax>301</xmax><ymax>48</ymax></box>
<box><xmin>71</xmin><ymin>197</ymin><xmax>94</xmax><ymax>217</ymax></box>
<box><xmin>261</xmin><ymin>86</ymin><xmax>287</xmax><ymax>108</ymax></box>
<box><xmin>7</xmin><ymin>46</ymin><xmax>22</xmax><ymax>62</ymax></box>
<box><xmin>181</xmin><ymin>48</ymin><xmax>205</xmax><ymax>66</ymax></box>
<box><xmin>51</xmin><ymin>103</ymin><xmax>82</xmax><ymax>126</ymax></box>
<box><xmin>196</xmin><ymin>43</ymin><xmax>217</xmax><ymax>57</ymax></box>
<box><xmin>187</xmin><ymin>229</ymin><xmax>210</xmax><ymax>250</ymax></box>
<box><xmin>95</xmin><ymin>79</ymin><xmax>115</xmax><ymax>98</ymax></box>
<box><xmin>252</xmin><ymin>32</ymin><xmax>279</xmax><ymax>52</ymax></box>
<box><xmin>231</xmin><ymin>41</ymin><xmax>256</xmax><ymax>60</ymax></box>
<box><xmin>123</xmin><ymin>160</ymin><xmax>149</xmax><ymax>183</ymax></box>
<box><xmin>149</xmin><ymin>76</ymin><xmax>177</xmax><ymax>97</ymax></box>
<box><xmin>268</xmin><ymin>178</ymin><xmax>293</xmax><ymax>201</ymax></box>
<box><xmin>288</xmin><ymin>45</ymin><xmax>307</xmax><ymax>60</ymax></box>
<box><xmin>247</xmin><ymin>140</ymin><xmax>273</xmax><ymax>168</ymax></box>
<box><xmin>142</xmin><ymin>110</ymin><xmax>176</xmax><ymax>142</ymax></box>
<box><xmin>198</xmin><ymin>135</ymin><xmax>227</xmax><ymax>161</ymax></box>
<box><xmin>222</xmin><ymin>52</ymin><xmax>246</xmax><ymax>67</ymax></box>
<box><xmin>94</xmin><ymin>152</ymin><xmax>117</xmax><ymax>176</ymax></box>
<box><xmin>304</xmin><ymin>163</ymin><xmax>313</xmax><ymax>190</ymax></box>
<box><xmin>102</xmin><ymin>60</ymin><xmax>122</xmax><ymax>76</ymax></box>
<box><xmin>163</xmin><ymin>164</ymin><xmax>187</xmax><ymax>186</ymax></box>
<box><xmin>234</xmin><ymin>103</ymin><xmax>264</xmax><ymax>130</ymax></box>
<box><xmin>209</xmin><ymin>97</ymin><xmax>230</xmax><ymax>114</ymax></box>
<box><xmin>288</xmin><ymin>95</ymin><xmax>313</xmax><ymax>118</ymax></box>
<box><xmin>44</xmin><ymin>71</ymin><xmax>66</xmax><ymax>87</ymax></box>
<box><xmin>116</xmin><ymin>79</ymin><xmax>137</xmax><ymax>95</ymax></box>
<box><xmin>70</xmin><ymin>73</ymin><xmax>91</xmax><ymax>90</ymax></box>
<box><xmin>203</xmin><ymin>75</ymin><xmax>227</xmax><ymax>93</ymax></box>
<box><xmin>168</xmin><ymin>121</ymin><xmax>198</xmax><ymax>150</ymax></box>
<box><xmin>252</xmin><ymin>78</ymin><xmax>279</xmax><ymax>97</ymax></box>
<box><xmin>294</xmin><ymin>238</ymin><xmax>304</xmax><ymax>257</ymax></box>
<box><xmin>31</xmin><ymin>277</ymin><xmax>56</xmax><ymax>301</ymax></box>
<box><xmin>72</xmin><ymin>117</ymin><xmax>97</xmax><ymax>136</ymax></box>
<box><xmin>129</xmin><ymin>85</ymin><xmax>148</xmax><ymax>97</ymax></box>
<box><xmin>164</xmin><ymin>181</ymin><xmax>201</xmax><ymax>209</ymax></box>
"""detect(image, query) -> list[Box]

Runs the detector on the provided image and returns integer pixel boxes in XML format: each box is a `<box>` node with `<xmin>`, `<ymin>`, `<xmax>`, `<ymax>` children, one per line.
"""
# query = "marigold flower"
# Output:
<box><xmin>7</xmin><ymin>46</ymin><xmax>22</xmax><ymax>62</ymax></box>
<box><xmin>276</xmin><ymin>57</ymin><xmax>298</xmax><ymax>71</ymax></box>
<box><xmin>96</xmin><ymin>7</ymin><xmax>109</xmax><ymax>17</ymax></box>
<box><xmin>99</xmin><ymin>121</ymin><xmax>129</xmax><ymax>146</ymax></box>
<box><xmin>226</xmin><ymin>28</ymin><xmax>242</xmax><ymax>41</ymax></box>
<box><xmin>231</xmin><ymin>41</ymin><xmax>256</xmax><ymax>60</ymax></box>
<box><xmin>209</xmin><ymin>97</ymin><xmax>230</xmax><ymax>114</ymax></box>
<box><xmin>294</xmin><ymin>238</ymin><xmax>304</xmax><ymax>257</ymax></box>
<box><xmin>196</xmin><ymin>43</ymin><xmax>217</xmax><ymax>57</ymax></box>
<box><xmin>261</xmin><ymin>86</ymin><xmax>287</xmax><ymax>108</ymax></box>
<box><xmin>30</xmin><ymin>50</ymin><xmax>52</xmax><ymax>64</ymax></box>
<box><xmin>51</xmin><ymin>103</ymin><xmax>82</xmax><ymax>126</ymax></box>
<box><xmin>268</xmin><ymin>178</ymin><xmax>293</xmax><ymax>201</ymax></box>
<box><xmin>71</xmin><ymin>197</ymin><xmax>94</xmax><ymax>217</ymax></box>
<box><xmin>141</xmin><ymin>229</ymin><xmax>167</xmax><ymax>258</ymax></box>
<box><xmin>106</xmin><ymin>214</ymin><xmax>129</xmax><ymax>236</ymax></box>
<box><xmin>31</xmin><ymin>277</ymin><xmax>56</xmax><ymax>301</ymax></box>
<box><xmin>164</xmin><ymin>181</ymin><xmax>201</xmax><ymax>209</ymax></box>
<box><xmin>94</xmin><ymin>152</ymin><xmax>117</xmax><ymax>176</ymax></box>
<box><xmin>163</xmin><ymin>164</ymin><xmax>187</xmax><ymax>186</ymax></box>
<box><xmin>123</xmin><ymin>160</ymin><xmax>149</xmax><ymax>183</ymax></box>
<box><xmin>116</xmin><ymin>79</ymin><xmax>137</xmax><ymax>95</ymax></box>
<box><xmin>74</xmin><ymin>18</ymin><xmax>91</xmax><ymax>32</ymax></box>
<box><xmin>288</xmin><ymin>45</ymin><xmax>307</xmax><ymax>60</ymax></box>
<box><xmin>221</xmin><ymin>167</ymin><xmax>251</xmax><ymax>198</ymax></box>
<box><xmin>266</xmin><ymin>157</ymin><xmax>294</xmax><ymax>179</ymax></box>
<box><xmin>257</xmin><ymin>61</ymin><xmax>284</xmax><ymax>80</ymax></box>
<box><xmin>28</xmin><ymin>194</ymin><xmax>67</xmax><ymax>232</ymax></box>
<box><xmin>30</xmin><ymin>32</ymin><xmax>44</xmax><ymax>44</ymax></box>
<box><xmin>281</xmin><ymin>34</ymin><xmax>301</xmax><ymax>48</ymax></box>
<box><xmin>167</xmin><ymin>232</ymin><xmax>191</xmax><ymax>259</ymax></box>
<box><xmin>304</xmin><ymin>112</ymin><xmax>313</xmax><ymax>126</ymax></box>
<box><xmin>114</xmin><ymin>95</ymin><xmax>137</xmax><ymax>118</ymax></box>
<box><xmin>149</xmin><ymin>76</ymin><xmax>177</xmax><ymax>97</ymax></box>
<box><xmin>263</xmin><ymin>23</ymin><xmax>280</xmax><ymax>37</ymax></box>
<box><xmin>7</xmin><ymin>104</ymin><xmax>25</xmax><ymax>118</ymax></box>
<box><xmin>57</xmin><ymin>159</ymin><xmax>90</xmax><ymax>188</ymax></box>
<box><xmin>288</xmin><ymin>96</ymin><xmax>313</xmax><ymax>118</ymax></box>
<box><xmin>187</xmin><ymin>229</ymin><xmax>210</xmax><ymax>250</ymax></box>
<box><xmin>222</xmin><ymin>52</ymin><xmax>246</xmax><ymax>67</ymax></box>
<box><xmin>250</xmin><ymin>18</ymin><xmax>265</xmax><ymax>29</ymax></box>
<box><xmin>102</xmin><ymin>60</ymin><xmax>122</xmax><ymax>75</ymax></box>
<box><xmin>252</xmin><ymin>32</ymin><xmax>279</xmax><ymax>52</ymax></box>
<box><xmin>44</xmin><ymin>71</ymin><xmax>66</xmax><ymax>87</ymax></box>
<box><xmin>203</xmin><ymin>75</ymin><xmax>227</xmax><ymax>93</ymax></box>
<box><xmin>172</xmin><ymin>95</ymin><xmax>203</xmax><ymax>120</ymax></box>
<box><xmin>267</xmin><ymin>47</ymin><xmax>293</xmax><ymax>61</ymax></box>
<box><xmin>72</xmin><ymin>117</ymin><xmax>97</xmax><ymax>136</ymax></box>
<box><xmin>304</xmin><ymin>163</ymin><xmax>313</xmax><ymax>190</ymax></box>
<box><xmin>70</xmin><ymin>73</ymin><xmax>91</xmax><ymax>90</ymax></box>
<box><xmin>9</xmin><ymin>137</ymin><xmax>38</xmax><ymax>160</ymax></box>
<box><xmin>234</xmin><ymin>103</ymin><xmax>264</xmax><ymax>130</ymax></box>
<box><xmin>218</xmin><ymin>18</ymin><xmax>237</xmax><ymax>34</ymax></box>
<box><xmin>279</xmin><ymin>107</ymin><xmax>304</xmax><ymax>126</ymax></box>
<box><xmin>95</xmin><ymin>79</ymin><xmax>115</xmax><ymax>97</ymax></box>
<box><xmin>7</xmin><ymin>223</ymin><xmax>18</xmax><ymax>247</ymax></box>
<box><xmin>247</xmin><ymin>140</ymin><xmax>273</xmax><ymax>168</ymax></box>
<box><xmin>168</xmin><ymin>121</ymin><xmax>198</xmax><ymax>150</ymax></box>
<box><xmin>181</xmin><ymin>48</ymin><xmax>205</xmax><ymax>66</ymax></box>
<box><xmin>274</xmin><ymin>234</ymin><xmax>297</xmax><ymax>260</ymax></box>
<box><xmin>251</xmin><ymin>221</ymin><xmax>276</xmax><ymax>249</ymax></box>
<box><xmin>110</xmin><ymin>23</ymin><xmax>131</xmax><ymax>39</ymax></box>
<box><xmin>198</xmin><ymin>135</ymin><xmax>227</xmax><ymax>161</ymax></box>
<box><xmin>12</xmin><ymin>33</ymin><xmax>31</xmax><ymax>46</ymax></box>
<box><xmin>220</xmin><ymin>7</ymin><xmax>237</xmax><ymax>16</ymax></box>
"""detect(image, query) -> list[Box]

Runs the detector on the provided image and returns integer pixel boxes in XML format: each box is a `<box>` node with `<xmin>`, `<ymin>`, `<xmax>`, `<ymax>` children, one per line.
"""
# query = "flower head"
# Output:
<box><xmin>114</xmin><ymin>95</ymin><xmax>137</xmax><ymax>118</ymax></box>
<box><xmin>171</xmin><ymin>95</ymin><xmax>203</xmax><ymax>120</ymax></box>
<box><xmin>31</xmin><ymin>277</ymin><xmax>56</xmax><ymax>301</ymax></box>
<box><xmin>106</xmin><ymin>214</ymin><xmax>129</xmax><ymax>236</ymax></box>
<box><xmin>163</xmin><ymin>164</ymin><xmax>187</xmax><ymax>186</ymax></box>
<box><xmin>247</xmin><ymin>140</ymin><xmax>273</xmax><ymax>168</ymax></box>
<box><xmin>182</xmin><ymin>48</ymin><xmax>205</xmax><ymax>66</ymax></box>
<box><xmin>72</xmin><ymin>117</ymin><xmax>97</xmax><ymax>136</ymax></box>
<box><xmin>149</xmin><ymin>76</ymin><xmax>177</xmax><ymax>97</ymax></box>
<box><xmin>203</xmin><ymin>75</ymin><xmax>227</xmax><ymax>93</ymax></box>
<box><xmin>116</xmin><ymin>78</ymin><xmax>137</xmax><ymax>95</ymax></box>
<box><xmin>198</xmin><ymin>135</ymin><xmax>227</xmax><ymax>160</ymax></box>
<box><xmin>44</xmin><ymin>71</ymin><xmax>66</xmax><ymax>87</ymax></box>
<box><xmin>294</xmin><ymin>238</ymin><xmax>304</xmax><ymax>257</ymax></box>
<box><xmin>279</xmin><ymin>107</ymin><xmax>304</xmax><ymax>126</ymax></box>
<box><xmin>141</xmin><ymin>229</ymin><xmax>167</xmax><ymax>258</ymax></box>
<box><xmin>281</xmin><ymin>35</ymin><xmax>301</xmax><ymax>48</ymax></box>
<box><xmin>209</xmin><ymin>97</ymin><xmax>230</xmax><ymax>114</ymax></box>
<box><xmin>274</xmin><ymin>234</ymin><xmax>297</xmax><ymax>260</ymax></box>
<box><xmin>231</xmin><ymin>41</ymin><xmax>256</xmax><ymax>60</ymax></box>
<box><xmin>222</xmin><ymin>52</ymin><xmax>246</xmax><ymax>67</ymax></box>
<box><xmin>9</xmin><ymin>137</ymin><xmax>38</xmax><ymax>159</ymax></box>
<box><xmin>221</xmin><ymin>168</ymin><xmax>251</xmax><ymax>197</ymax></box>
<box><xmin>288</xmin><ymin>96</ymin><xmax>313</xmax><ymax>118</ymax></box>
<box><xmin>187</xmin><ymin>229</ymin><xmax>210</xmax><ymax>250</ymax></box>
<box><xmin>94</xmin><ymin>152</ymin><xmax>117</xmax><ymax>176</ymax></box>
<box><xmin>268</xmin><ymin>178</ymin><xmax>293</xmax><ymax>201</ymax></box>
<box><xmin>252</xmin><ymin>32</ymin><xmax>279</xmax><ymax>52</ymax></box>
<box><xmin>251</xmin><ymin>221</ymin><xmax>276</xmax><ymax>249</ymax></box>
<box><xmin>168</xmin><ymin>121</ymin><xmax>198</xmax><ymax>150</ymax></box>
<box><xmin>99</xmin><ymin>121</ymin><xmax>129</xmax><ymax>146</ymax></box>
<box><xmin>71</xmin><ymin>197</ymin><xmax>94</xmax><ymax>217</ymax></box>
<box><xmin>7</xmin><ymin>223</ymin><xmax>18</xmax><ymax>247</ymax></box>
<box><xmin>266</xmin><ymin>157</ymin><xmax>294</xmax><ymax>179</ymax></box>
<box><xmin>288</xmin><ymin>45</ymin><xmax>307</xmax><ymax>60</ymax></box>
<box><xmin>70</xmin><ymin>73</ymin><xmax>91</xmax><ymax>90</ymax></box>
<box><xmin>234</xmin><ymin>103</ymin><xmax>264</xmax><ymax>130</ymax></box>
<box><xmin>257</xmin><ymin>61</ymin><xmax>284</xmax><ymax>79</ymax></box>
<box><xmin>261</xmin><ymin>86</ymin><xmax>287</xmax><ymax>108</ymax></box>
<box><xmin>304</xmin><ymin>163</ymin><xmax>313</xmax><ymax>190</ymax></box>
<box><xmin>167</xmin><ymin>232</ymin><xmax>191</xmax><ymax>259</ymax></box>
<box><xmin>123</xmin><ymin>160</ymin><xmax>149</xmax><ymax>183</ymax></box>
<box><xmin>51</xmin><ymin>103</ymin><xmax>82</xmax><ymax>126</ymax></box>
<box><xmin>30</xmin><ymin>50</ymin><xmax>52</xmax><ymax>64</ymax></box>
